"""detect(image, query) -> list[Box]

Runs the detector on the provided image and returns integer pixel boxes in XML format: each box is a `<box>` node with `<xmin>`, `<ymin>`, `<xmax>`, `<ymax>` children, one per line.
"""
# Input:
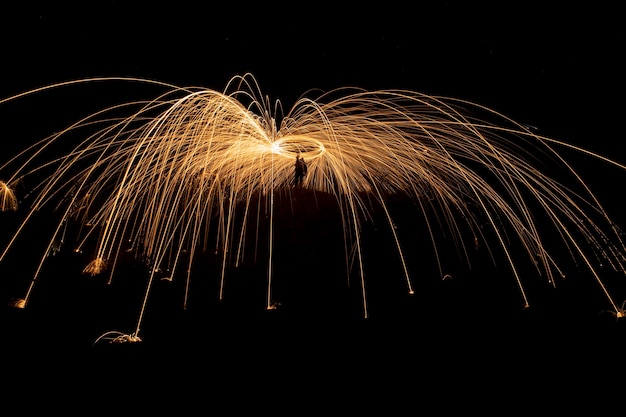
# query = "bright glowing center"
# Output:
<box><xmin>271</xmin><ymin>135</ymin><xmax>326</xmax><ymax>160</ymax></box>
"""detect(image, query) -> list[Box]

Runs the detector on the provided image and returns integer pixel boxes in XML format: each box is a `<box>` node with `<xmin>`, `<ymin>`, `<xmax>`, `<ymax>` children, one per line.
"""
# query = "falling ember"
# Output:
<box><xmin>92</xmin><ymin>331</ymin><xmax>142</xmax><ymax>345</ymax></box>
<box><xmin>82</xmin><ymin>258</ymin><xmax>107</xmax><ymax>276</ymax></box>
<box><xmin>0</xmin><ymin>74</ymin><xmax>625</xmax><ymax>343</ymax></box>
<box><xmin>9</xmin><ymin>298</ymin><xmax>26</xmax><ymax>309</ymax></box>
<box><xmin>0</xmin><ymin>181</ymin><xmax>17</xmax><ymax>211</ymax></box>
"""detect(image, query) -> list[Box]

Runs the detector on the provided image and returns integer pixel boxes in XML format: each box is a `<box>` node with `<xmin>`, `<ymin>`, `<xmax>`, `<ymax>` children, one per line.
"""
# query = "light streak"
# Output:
<box><xmin>1</xmin><ymin>73</ymin><xmax>625</xmax><ymax>342</ymax></box>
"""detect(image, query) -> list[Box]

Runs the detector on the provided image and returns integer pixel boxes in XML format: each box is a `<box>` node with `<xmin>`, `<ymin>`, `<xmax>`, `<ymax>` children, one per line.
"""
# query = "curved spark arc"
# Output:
<box><xmin>1</xmin><ymin>74</ymin><xmax>625</xmax><ymax>341</ymax></box>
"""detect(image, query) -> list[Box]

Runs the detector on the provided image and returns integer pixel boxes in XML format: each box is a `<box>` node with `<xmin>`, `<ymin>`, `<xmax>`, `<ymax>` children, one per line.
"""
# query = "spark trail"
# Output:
<box><xmin>1</xmin><ymin>74</ymin><xmax>625</xmax><ymax>343</ymax></box>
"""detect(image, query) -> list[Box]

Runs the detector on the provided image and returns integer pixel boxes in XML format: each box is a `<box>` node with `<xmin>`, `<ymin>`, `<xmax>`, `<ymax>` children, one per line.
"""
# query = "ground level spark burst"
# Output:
<box><xmin>1</xmin><ymin>74</ymin><xmax>625</xmax><ymax>344</ymax></box>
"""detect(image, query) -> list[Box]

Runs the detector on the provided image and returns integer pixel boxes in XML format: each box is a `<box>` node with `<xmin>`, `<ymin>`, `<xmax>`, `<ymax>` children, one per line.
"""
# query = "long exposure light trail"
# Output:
<box><xmin>1</xmin><ymin>73</ymin><xmax>625</xmax><ymax>344</ymax></box>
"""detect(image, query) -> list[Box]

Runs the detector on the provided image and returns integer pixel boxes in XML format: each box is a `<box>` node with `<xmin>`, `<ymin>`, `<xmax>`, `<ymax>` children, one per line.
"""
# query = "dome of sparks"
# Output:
<box><xmin>1</xmin><ymin>74</ymin><xmax>626</xmax><ymax>343</ymax></box>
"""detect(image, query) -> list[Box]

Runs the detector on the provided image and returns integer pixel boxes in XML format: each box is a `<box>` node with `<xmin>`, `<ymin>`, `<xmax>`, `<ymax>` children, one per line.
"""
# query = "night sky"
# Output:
<box><xmin>1</xmin><ymin>1</ymin><xmax>625</xmax><ymax>408</ymax></box>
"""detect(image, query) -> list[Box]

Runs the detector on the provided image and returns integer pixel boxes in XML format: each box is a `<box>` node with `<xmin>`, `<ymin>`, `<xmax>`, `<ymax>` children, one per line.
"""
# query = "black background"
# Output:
<box><xmin>1</xmin><ymin>1</ymin><xmax>625</xmax><ymax>410</ymax></box>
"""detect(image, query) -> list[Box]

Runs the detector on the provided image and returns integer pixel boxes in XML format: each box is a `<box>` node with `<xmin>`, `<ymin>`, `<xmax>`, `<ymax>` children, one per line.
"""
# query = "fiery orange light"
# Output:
<box><xmin>1</xmin><ymin>73</ymin><xmax>625</xmax><ymax>344</ymax></box>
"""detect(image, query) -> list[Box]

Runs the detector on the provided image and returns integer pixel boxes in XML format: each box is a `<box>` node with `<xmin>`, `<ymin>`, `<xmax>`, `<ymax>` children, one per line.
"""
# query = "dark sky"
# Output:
<box><xmin>2</xmin><ymin>1</ymin><xmax>624</xmax><ymax>140</ymax></box>
<box><xmin>1</xmin><ymin>2</ymin><xmax>625</xmax><ymax>398</ymax></box>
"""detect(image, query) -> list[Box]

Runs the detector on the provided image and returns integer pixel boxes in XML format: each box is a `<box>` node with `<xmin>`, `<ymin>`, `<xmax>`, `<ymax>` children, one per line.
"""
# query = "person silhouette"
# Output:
<box><xmin>294</xmin><ymin>154</ymin><xmax>307</xmax><ymax>186</ymax></box>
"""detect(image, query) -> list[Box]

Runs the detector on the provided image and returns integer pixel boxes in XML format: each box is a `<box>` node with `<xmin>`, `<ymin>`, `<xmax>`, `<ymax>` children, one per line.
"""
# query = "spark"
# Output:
<box><xmin>0</xmin><ymin>180</ymin><xmax>18</xmax><ymax>211</ymax></box>
<box><xmin>1</xmin><ymin>74</ymin><xmax>625</xmax><ymax>342</ymax></box>
<box><xmin>92</xmin><ymin>331</ymin><xmax>142</xmax><ymax>345</ymax></box>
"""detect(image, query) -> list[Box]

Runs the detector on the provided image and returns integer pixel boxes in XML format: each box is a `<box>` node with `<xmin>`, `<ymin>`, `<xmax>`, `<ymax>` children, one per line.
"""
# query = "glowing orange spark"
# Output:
<box><xmin>1</xmin><ymin>74</ymin><xmax>625</xmax><ymax>343</ymax></box>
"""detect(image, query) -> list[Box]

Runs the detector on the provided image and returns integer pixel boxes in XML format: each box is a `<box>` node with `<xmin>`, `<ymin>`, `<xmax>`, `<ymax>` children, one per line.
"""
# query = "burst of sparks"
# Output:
<box><xmin>1</xmin><ymin>74</ymin><xmax>625</xmax><ymax>340</ymax></box>
<box><xmin>0</xmin><ymin>180</ymin><xmax>18</xmax><ymax>211</ymax></box>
